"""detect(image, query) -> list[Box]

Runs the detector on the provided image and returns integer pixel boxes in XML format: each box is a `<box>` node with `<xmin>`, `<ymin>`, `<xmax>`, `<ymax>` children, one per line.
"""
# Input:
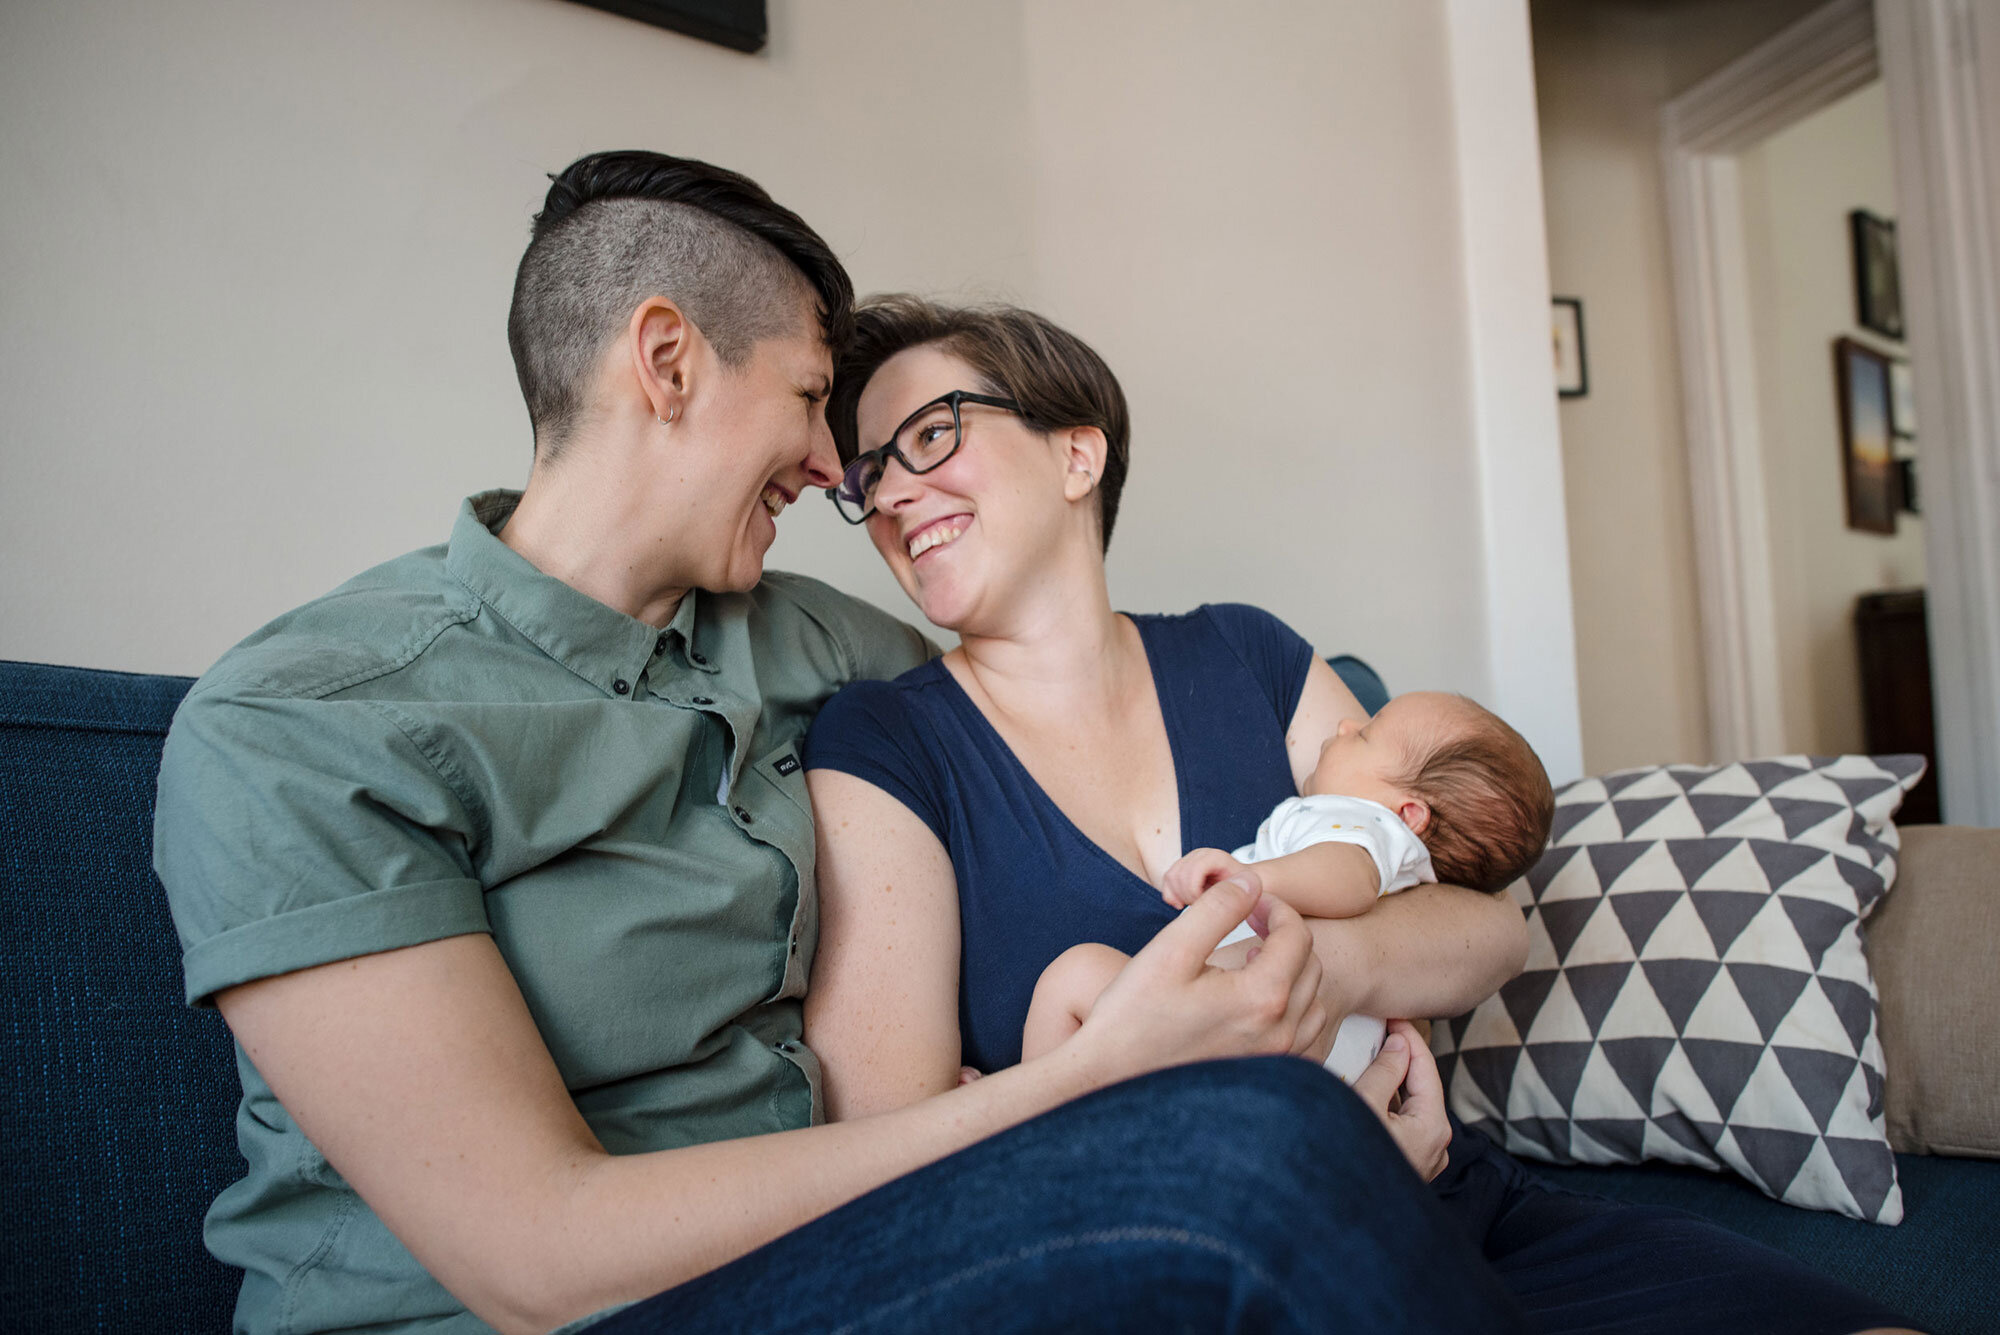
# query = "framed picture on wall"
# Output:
<box><xmin>561</xmin><ymin>0</ymin><xmax>766</xmax><ymax>52</ymax></box>
<box><xmin>1552</xmin><ymin>297</ymin><xmax>1587</xmax><ymax>397</ymax></box>
<box><xmin>1834</xmin><ymin>337</ymin><xmax>1898</xmax><ymax>535</ymax></box>
<box><xmin>1850</xmin><ymin>210</ymin><xmax>1904</xmax><ymax>341</ymax></box>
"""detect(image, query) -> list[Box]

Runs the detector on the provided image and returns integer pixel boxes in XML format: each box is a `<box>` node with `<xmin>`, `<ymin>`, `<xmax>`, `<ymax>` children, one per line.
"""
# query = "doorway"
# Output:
<box><xmin>1662</xmin><ymin>0</ymin><xmax>1937</xmax><ymax>817</ymax></box>
<box><xmin>1536</xmin><ymin>0</ymin><xmax>1999</xmax><ymax>823</ymax></box>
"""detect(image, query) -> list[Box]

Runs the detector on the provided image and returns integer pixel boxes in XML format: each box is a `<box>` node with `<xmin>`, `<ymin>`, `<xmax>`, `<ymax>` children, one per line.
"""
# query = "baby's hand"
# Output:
<box><xmin>1162</xmin><ymin>848</ymin><xmax>1249</xmax><ymax>909</ymax></box>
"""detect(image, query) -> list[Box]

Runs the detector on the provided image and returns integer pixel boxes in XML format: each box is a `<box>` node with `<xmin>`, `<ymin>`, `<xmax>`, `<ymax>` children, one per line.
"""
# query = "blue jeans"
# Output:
<box><xmin>595</xmin><ymin>1058</ymin><xmax>1904</xmax><ymax>1334</ymax></box>
<box><xmin>594</xmin><ymin>1057</ymin><xmax>1524</xmax><ymax>1334</ymax></box>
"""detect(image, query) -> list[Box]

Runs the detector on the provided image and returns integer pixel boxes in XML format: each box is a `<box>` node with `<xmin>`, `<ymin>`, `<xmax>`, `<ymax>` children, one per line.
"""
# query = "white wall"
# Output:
<box><xmin>1018</xmin><ymin>4</ymin><xmax>1485</xmax><ymax>692</ymax></box>
<box><xmin>2</xmin><ymin>0</ymin><xmax>1577</xmax><ymax>770</ymax></box>
<box><xmin>1532</xmin><ymin>0</ymin><xmax>1840</xmax><ymax>773</ymax></box>
<box><xmin>1739</xmin><ymin>79</ymin><xmax>1922</xmax><ymax>754</ymax></box>
<box><xmin>0</xmin><ymin>0</ymin><xmax>1031</xmax><ymax>670</ymax></box>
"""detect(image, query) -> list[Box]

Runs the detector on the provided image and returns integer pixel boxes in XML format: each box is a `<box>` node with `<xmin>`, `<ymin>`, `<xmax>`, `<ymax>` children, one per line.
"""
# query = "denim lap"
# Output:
<box><xmin>596</xmin><ymin>1058</ymin><xmax>1526</xmax><ymax>1335</ymax></box>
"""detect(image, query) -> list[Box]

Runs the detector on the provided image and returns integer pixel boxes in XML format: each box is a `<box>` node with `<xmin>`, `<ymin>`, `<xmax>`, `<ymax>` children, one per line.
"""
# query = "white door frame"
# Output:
<box><xmin>1876</xmin><ymin>0</ymin><xmax>2000</xmax><ymax>825</ymax></box>
<box><xmin>1446</xmin><ymin>0</ymin><xmax>1586</xmax><ymax>786</ymax></box>
<box><xmin>1660</xmin><ymin>0</ymin><xmax>2000</xmax><ymax>823</ymax></box>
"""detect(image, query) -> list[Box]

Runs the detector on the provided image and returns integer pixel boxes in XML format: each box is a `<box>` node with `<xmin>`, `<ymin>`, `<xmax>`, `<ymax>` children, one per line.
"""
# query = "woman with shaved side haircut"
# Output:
<box><xmin>156</xmin><ymin>150</ymin><xmax>1529</xmax><ymax>1334</ymax></box>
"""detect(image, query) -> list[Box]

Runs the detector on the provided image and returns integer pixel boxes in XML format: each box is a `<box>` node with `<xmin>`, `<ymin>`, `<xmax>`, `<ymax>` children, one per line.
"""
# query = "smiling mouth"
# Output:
<box><xmin>906</xmin><ymin>517</ymin><xmax>968</xmax><ymax>560</ymax></box>
<box><xmin>761</xmin><ymin>484</ymin><xmax>791</xmax><ymax>518</ymax></box>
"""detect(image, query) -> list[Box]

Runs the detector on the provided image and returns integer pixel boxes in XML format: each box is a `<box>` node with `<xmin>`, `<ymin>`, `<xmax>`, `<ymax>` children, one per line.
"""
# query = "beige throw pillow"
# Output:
<box><xmin>1867</xmin><ymin>824</ymin><xmax>2000</xmax><ymax>1159</ymax></box>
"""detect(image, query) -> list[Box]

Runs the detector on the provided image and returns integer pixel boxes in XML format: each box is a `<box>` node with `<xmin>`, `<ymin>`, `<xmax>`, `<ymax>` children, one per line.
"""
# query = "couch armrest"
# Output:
<box><xmin>1866</xmin><ymin>824</ymin><xmax>2000</xmax><ymax>1158</ymax></box>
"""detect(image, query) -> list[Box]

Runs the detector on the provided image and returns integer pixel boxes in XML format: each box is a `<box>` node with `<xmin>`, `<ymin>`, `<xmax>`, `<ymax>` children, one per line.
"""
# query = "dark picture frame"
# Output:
<box><xmin>562</xmin><ymin>0</ymin><xmax>766</xmax><ymax>53</ymax></box>
<box><xmin>1552</xmin><ymin>297</ymin><xmax>1587</xmax><ymax>397</ymax></box>
<box><xmin>1834</xmin><ymin>337</ymin><xmax>1898</xmax><ymax>534</ymax></box>
<box><xmin>1850</xmin><ymin>210</ymin><xmax>1904</xmax><ymax>341</ymax></box>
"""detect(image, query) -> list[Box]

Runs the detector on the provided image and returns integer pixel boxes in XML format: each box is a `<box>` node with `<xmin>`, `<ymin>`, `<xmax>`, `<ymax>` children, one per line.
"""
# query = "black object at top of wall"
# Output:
<box><xmin>565</xmin><ymin>0</ymin><xmax>766</xmax><ymax>53</ymax></box>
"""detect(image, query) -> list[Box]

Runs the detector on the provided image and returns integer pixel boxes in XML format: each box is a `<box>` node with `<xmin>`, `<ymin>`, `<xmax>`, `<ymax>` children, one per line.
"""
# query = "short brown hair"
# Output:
<box><xmin>828</xmin><ymin>296</ymin><xmax>1131</xmax><ymax>551</ymax></box>
<box><xmin>1402</xmin><ymin>699</ymin><xmax>1554</xmax><ymax>894</ymax></box>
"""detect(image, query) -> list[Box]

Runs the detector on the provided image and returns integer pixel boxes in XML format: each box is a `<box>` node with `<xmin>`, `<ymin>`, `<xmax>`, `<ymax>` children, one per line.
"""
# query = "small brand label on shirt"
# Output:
<box><xmin>774</xmin><ymin>754</ymin><xmax>800</xmax><ymax>776</ymax></box>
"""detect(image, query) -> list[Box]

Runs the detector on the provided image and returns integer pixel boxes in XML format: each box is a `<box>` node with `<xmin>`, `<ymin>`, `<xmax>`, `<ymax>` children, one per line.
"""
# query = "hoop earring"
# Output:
<box><xmin>658</xmin><ymin>404</ymin><xmax>679</xmax><ymax>426</ymax></box>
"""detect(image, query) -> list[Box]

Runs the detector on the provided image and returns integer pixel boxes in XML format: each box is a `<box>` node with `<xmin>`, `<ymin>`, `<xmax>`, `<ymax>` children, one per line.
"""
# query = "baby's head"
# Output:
<box><xmin>1309</xmin><ymin>691</ymin><xmax>1554</xmax><ymax>893</ymax></box>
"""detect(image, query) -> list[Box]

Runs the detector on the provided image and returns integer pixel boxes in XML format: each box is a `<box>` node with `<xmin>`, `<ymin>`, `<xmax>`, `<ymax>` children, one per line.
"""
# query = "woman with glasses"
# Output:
<box><xmin>801</xmin><ymin>297</ymin><xmax>1916</xmax><ymax>1335</ymax></box>
<box><xmin>155</xmin><ymin>151</ymin><xmax>1540</xmax><ymax>1335</ymax></box>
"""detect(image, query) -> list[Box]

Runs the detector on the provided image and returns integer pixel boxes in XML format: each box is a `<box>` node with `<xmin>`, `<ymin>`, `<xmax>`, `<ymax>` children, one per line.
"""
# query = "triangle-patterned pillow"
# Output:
<box><xmin>1431</xmin><ymin>753</ymin><xmax>1924</xmax><ymax>1223</ymax></box>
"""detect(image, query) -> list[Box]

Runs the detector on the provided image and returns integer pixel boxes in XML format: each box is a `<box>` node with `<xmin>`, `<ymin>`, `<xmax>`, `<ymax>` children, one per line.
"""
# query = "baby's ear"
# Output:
<box><xmin>1396</xmin><ymin>797</ymin><xmax>1431</xmax><ymax>838</ymax></box>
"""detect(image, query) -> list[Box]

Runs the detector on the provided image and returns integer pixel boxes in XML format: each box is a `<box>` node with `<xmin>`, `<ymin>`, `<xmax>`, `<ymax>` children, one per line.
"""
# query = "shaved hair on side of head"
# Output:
<box><xmin>506</xmin><ymin>150</ymin><xmax>854</xmax><ymax>457</ymax></box>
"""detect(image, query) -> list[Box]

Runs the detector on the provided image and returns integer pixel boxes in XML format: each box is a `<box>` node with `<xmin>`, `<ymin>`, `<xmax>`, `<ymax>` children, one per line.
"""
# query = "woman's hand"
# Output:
<box><xmin>1064</xmin><ymin>871</ymin><xmax>1328</xmax><ymax>1084</ymax></box>
<box><xmin>1349</xmin><ymin>1019</ymin><xmax>1452</xmax><ymax>1181</ymax></box>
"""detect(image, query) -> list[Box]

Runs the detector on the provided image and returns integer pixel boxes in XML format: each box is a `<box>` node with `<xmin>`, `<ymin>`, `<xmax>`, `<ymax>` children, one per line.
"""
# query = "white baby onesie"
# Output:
<box><xmin>1217</xmin><ymin>794</ymin><xmax>1436</xmax><ymax>1083</ymax></box>
<box><xmin>1232</xmin><ymin>794</ymin><xmax>1436</xmax><ymax>896</ymax></box>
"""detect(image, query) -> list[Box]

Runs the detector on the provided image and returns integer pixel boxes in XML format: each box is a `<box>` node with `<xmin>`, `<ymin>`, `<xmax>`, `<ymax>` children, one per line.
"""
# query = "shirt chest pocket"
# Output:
<box><xmin>748</xmin><ymin>738</ymin><xmax>810</xmax><ymax>818</ymax></box>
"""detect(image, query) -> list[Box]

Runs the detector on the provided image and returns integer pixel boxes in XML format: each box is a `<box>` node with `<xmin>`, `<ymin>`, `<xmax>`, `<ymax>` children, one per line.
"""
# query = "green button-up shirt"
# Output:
<box><xmin>154</xmin><ymin>491</ymin><xmax>931</xmax><ymax>1334</ymax></box>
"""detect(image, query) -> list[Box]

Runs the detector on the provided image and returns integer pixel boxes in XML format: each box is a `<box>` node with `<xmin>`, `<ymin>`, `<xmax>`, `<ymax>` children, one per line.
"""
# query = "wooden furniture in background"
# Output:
<box><xmin>1855</xmin><ymin>587</ymin><xmax>1941</xmax><ymax>824</ymax></box>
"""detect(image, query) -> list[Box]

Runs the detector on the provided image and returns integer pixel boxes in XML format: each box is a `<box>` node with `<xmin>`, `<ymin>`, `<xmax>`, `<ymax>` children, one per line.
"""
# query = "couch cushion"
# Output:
<box><xmin>0</xmin><ymin>661</ymin><xmax>243</xmax><ymax>1331</ymax></box>
<box><xmin>1524</xmin><ymin>1152</ymin><xmax>2000</xmax><ymax>1335</ymax></box>
<box><xmin>1432</xmin><ymin>754</ymin><xmax>1923</xmax><ymax>1222</ymax></box>
<box><xmin>1868</xmin><ymin>824</ymin><xmax>2000</xmax><ymax>1158</ymax></box>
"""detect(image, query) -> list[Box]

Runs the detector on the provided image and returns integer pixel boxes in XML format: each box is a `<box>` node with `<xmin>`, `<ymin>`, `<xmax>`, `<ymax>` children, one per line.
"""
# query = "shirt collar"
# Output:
<box><xmin>445</xmin><ymin>490</ymin><xmax>712</xmax><ymax>694</ymax></box>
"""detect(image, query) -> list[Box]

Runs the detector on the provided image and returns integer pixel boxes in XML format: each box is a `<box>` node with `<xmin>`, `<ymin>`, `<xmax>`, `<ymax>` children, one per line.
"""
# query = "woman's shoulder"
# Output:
<box><xmin>824</xmin><ymin>653</ymin><xmax>953</xmax><ymax>704</ymax></box>
<box><xmin>1128</xmin><ymin>601</ymin><xmax>1286</xmax><ymax>626</ymax></box>
<box><xmin>1129</xmin><ymin>603</ymin><xmax>1310</xmax><ymax>655</ymax></box>
<box><xmin>806</xmin><ymin>657</ymin><xmax>953</xmax><ymax>750</ymax></box>
<box><xmin>804</xmin><ymin>659</ymin><xmax>960</xmax><ymax>836</ymax></box>
<box><xmin>1128</xmin><ymin>604</ymin><xmax>1316</xmax><ymax>725</ymax></box>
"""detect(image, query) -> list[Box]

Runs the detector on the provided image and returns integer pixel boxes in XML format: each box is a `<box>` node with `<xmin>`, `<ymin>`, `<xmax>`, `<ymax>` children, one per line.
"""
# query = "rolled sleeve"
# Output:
<box><xmin>155</xmin><ymin>685</ymin><xmax>488</xmax><ymax>1006</ymax></box>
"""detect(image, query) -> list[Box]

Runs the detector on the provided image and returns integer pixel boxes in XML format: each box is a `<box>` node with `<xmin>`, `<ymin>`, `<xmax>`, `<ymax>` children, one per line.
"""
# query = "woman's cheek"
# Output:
<box><xmin>865</xmin><ymin>522</ymin><xmax>904</xmax><ymax>575</ymax></box>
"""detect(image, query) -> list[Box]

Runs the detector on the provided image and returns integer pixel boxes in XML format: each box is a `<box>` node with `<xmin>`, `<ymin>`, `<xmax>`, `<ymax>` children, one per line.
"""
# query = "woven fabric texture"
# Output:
<box><xmin>1</xmin><ymin>660</ymin><xmax>242</xmax><ymax>1332</ymax></box>
<box><xmin>1527</xmin><ymin>1151</ymin><xmax>2000</xmax><ymax>1335</ymax></box>
<box><xmin>1433</xmin><ymin>753</ymin><xmax>1923</xmax><ymax>1223</ymax></box>
<box><xmin>1867</xmin><ymin>824</ymin><xmax>2000</xmax><ymax>1157</ymax></box>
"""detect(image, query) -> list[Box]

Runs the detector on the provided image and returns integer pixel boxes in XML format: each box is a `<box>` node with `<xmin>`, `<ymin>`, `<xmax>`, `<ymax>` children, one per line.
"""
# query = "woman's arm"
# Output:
<box><xmin>804</xmin><ymin>769</ymin><xmax>965</xmax><ymax>1118</ymax></box>
<box><xmin>218</xmin><ymin>849</ymin><xmax>1324</xmax><ymax>1334</ymax></box>
<box><xmin>1307</xmin><ymin>882</ymin><xmax>1529</xmax><ymax>1020</ymax></box>
<box><xmin>1284</xmin><ymin>656</ymin><xmax>1373</xmax><ymax>791</ymax></box>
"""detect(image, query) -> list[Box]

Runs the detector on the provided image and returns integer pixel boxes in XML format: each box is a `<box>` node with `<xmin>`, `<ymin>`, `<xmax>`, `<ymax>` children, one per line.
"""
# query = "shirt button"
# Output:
<box><xmin>655</xmin><ymin>634</ymin><xmax>669</xmax><ymax>654</ymax></box>
<box><xmin>733</xmin><ymin>805</ymin><xmax>753</xmax><ymax>824</ymax></box>
<box><xmin>689</xmin><ymin>650</ymin><xmax>708</xmax><ymax>666</ymax></box>
<box><xmin>612</xmin><ymin>679</ymin><xmax>630</xmax><ymax>695</ymax></box>
<box><xmin>691</xmin><ymin>695</ymin><xmax>714</xmax><ymax>706</ymax></box>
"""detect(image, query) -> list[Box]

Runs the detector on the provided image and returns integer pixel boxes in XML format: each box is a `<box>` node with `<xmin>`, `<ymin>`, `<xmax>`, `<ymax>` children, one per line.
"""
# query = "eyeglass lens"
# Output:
<box><xmin>833</xmin><ymin>399</ymin><xmax>964</xmax><ymax>521</ymax></box>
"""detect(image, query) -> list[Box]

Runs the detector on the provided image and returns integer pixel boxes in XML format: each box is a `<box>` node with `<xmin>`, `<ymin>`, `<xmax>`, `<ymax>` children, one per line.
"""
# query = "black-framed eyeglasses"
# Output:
<box><xmin>826</xmin><ymin>390</ymin><xmax>1022</xmax><ymax>524</ymax></box>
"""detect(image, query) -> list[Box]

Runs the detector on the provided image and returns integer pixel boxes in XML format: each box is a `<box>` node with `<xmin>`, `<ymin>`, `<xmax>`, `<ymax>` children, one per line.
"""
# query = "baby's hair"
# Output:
<box><xmin>1398</xmin><ymin>698</ymin><xmax>1554</xmax><ymax>893</ymax></box>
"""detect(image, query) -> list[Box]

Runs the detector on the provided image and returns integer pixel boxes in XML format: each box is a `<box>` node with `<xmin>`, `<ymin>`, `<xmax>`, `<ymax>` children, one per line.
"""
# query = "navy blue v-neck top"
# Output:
<box><xmin>804</xmin><ymin>603</ymin><xmax>1315</xmax><ymax>1071</ymax></box>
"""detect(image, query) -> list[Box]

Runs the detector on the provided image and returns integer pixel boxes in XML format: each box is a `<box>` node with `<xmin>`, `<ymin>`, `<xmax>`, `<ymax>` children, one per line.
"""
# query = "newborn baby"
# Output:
<box><xmin>1020</xmin><ymin>691</ymin><xmax>1554</xmax><ymax>1080</ymax></box>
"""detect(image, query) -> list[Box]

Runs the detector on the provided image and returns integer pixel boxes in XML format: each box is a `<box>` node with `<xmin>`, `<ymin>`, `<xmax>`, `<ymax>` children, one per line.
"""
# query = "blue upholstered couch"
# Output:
<box><xmin>4</xmin><ymin>658</ymin><xmax>1996</xmax><ymax>1333</ymax></box>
